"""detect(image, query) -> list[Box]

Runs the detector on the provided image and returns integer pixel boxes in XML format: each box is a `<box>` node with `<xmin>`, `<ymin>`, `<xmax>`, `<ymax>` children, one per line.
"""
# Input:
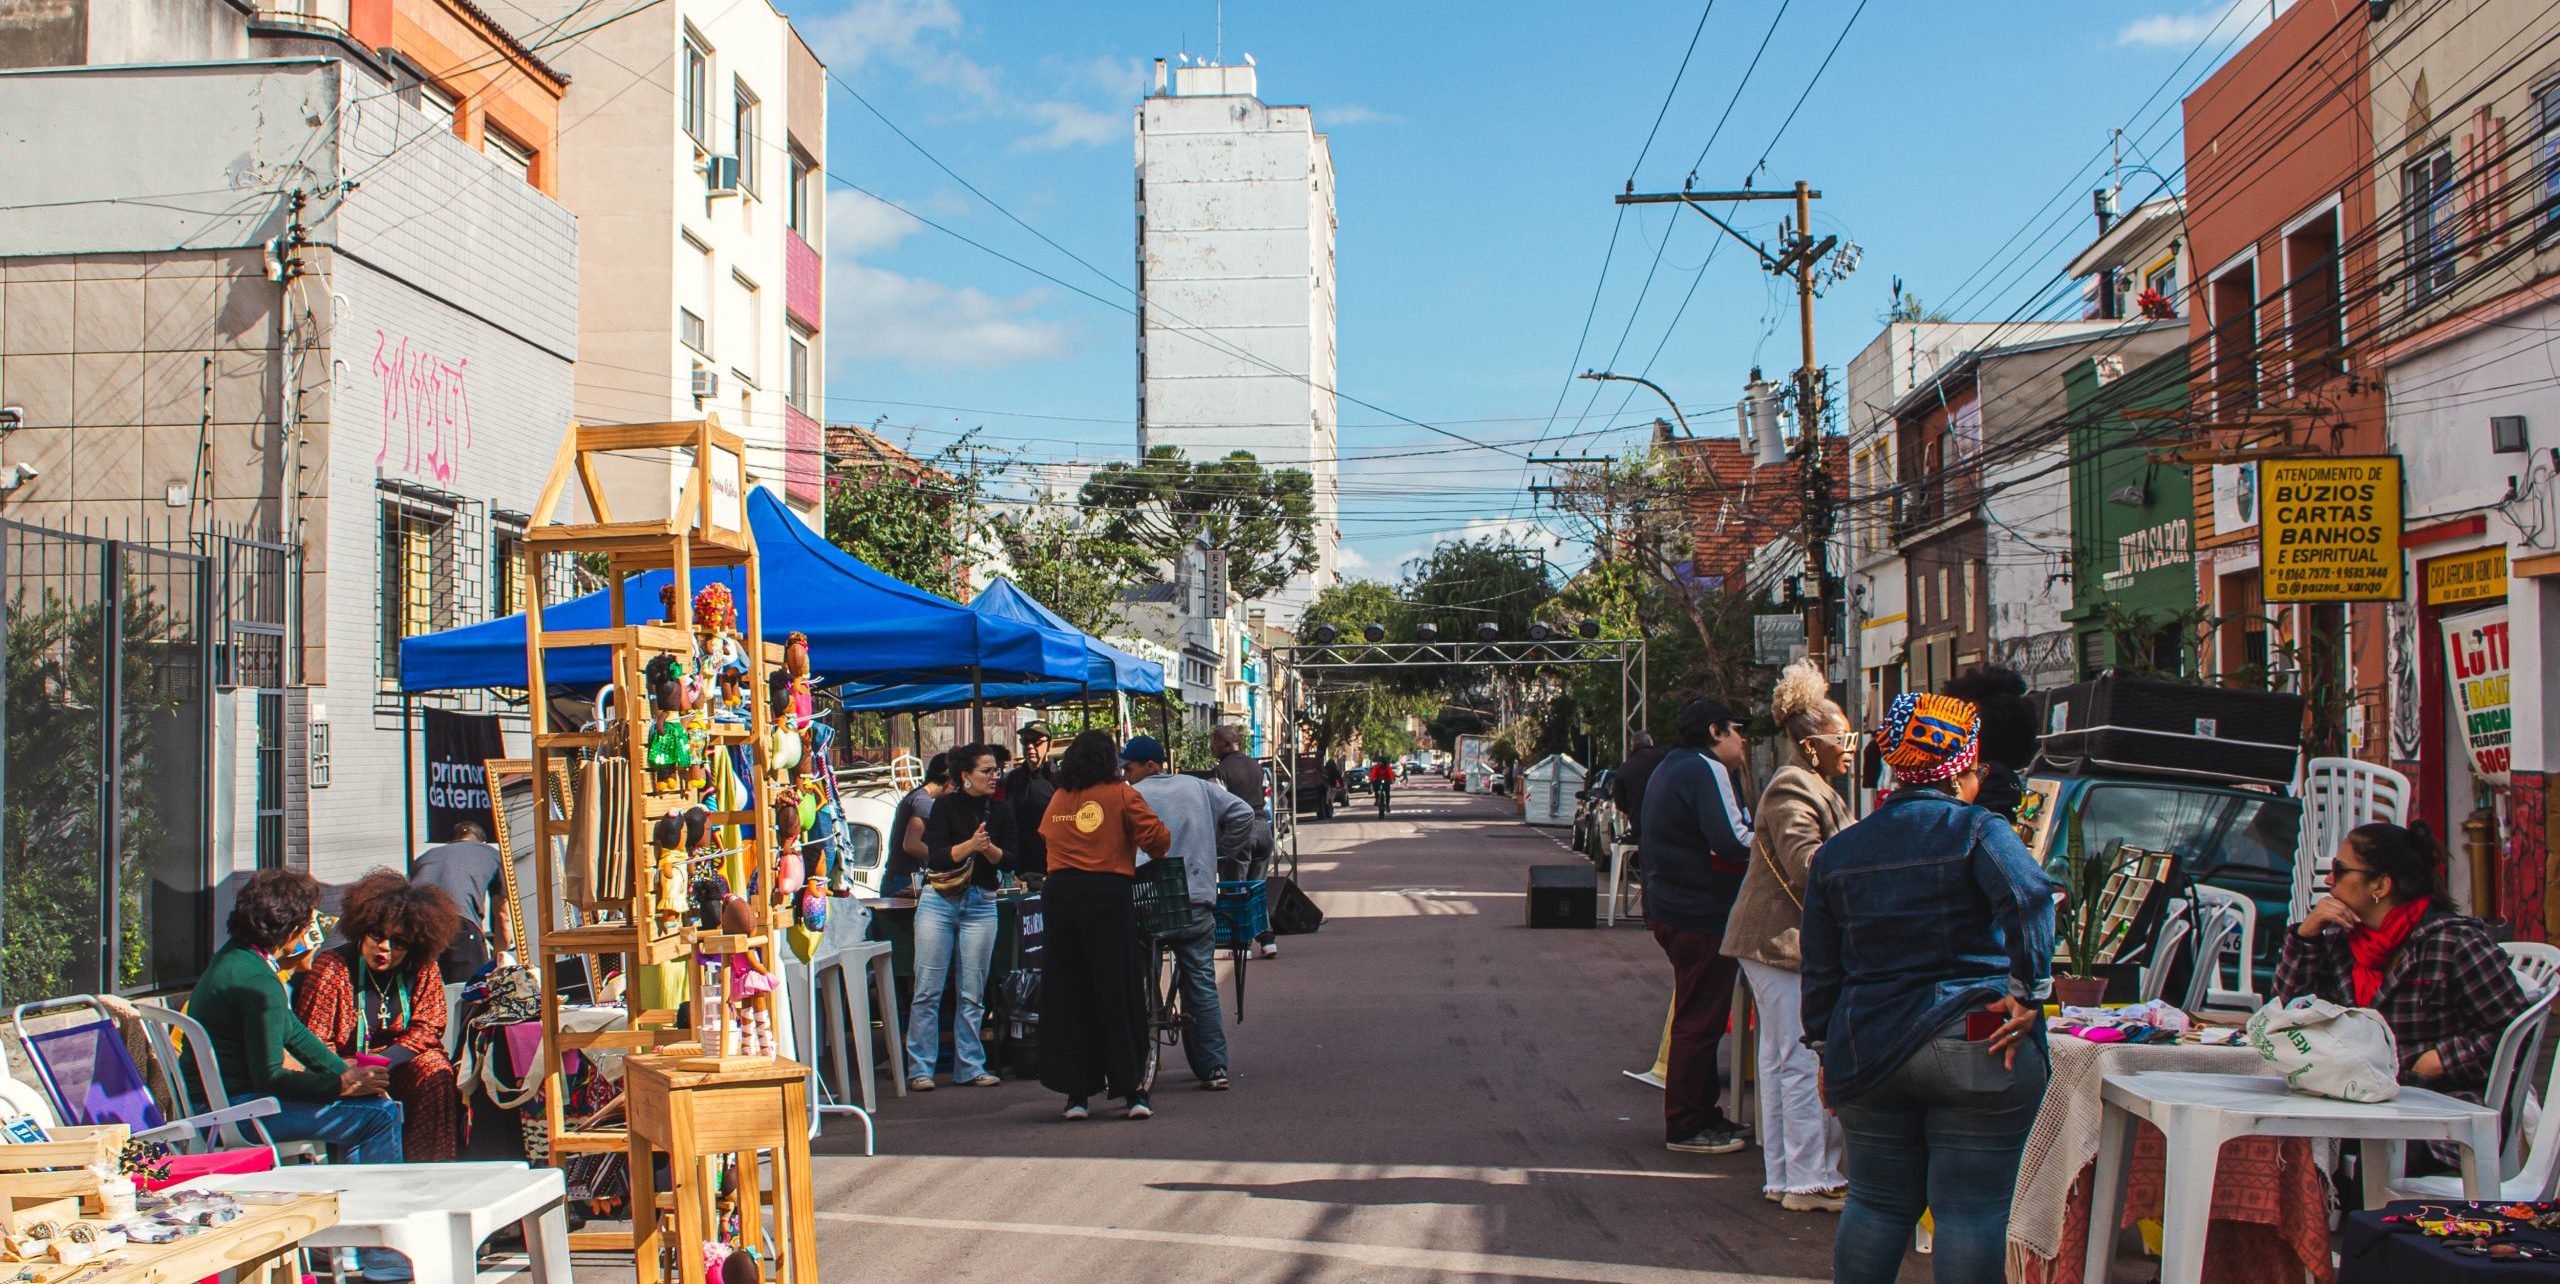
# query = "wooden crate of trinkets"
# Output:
<box><xmin>0</xmin><ymin>1125</ymin><xmax>131</xmax><ymax>1217</ymax></box>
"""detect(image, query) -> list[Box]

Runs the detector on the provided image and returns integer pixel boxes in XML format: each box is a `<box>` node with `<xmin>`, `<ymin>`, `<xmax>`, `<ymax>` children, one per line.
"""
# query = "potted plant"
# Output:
<box><xmin>2054</xmin><ymin>828</ymin><xmax>2135</xmax><ymax>1009</ymax></box>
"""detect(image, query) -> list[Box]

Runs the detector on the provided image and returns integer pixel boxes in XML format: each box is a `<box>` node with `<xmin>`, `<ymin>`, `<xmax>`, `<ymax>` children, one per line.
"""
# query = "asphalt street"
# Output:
<box><xmin>537</xmin><ymin>785</ymin><xmax>1916</xmax><ymax>1282</ymax></box>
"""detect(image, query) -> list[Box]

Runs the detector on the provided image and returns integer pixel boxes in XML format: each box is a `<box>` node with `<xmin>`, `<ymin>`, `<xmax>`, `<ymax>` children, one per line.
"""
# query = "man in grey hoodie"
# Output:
<box><xmin>1123</xmin><ymin>735</ymin><xmax>1255</xmax><ymax>1089</ymax></box>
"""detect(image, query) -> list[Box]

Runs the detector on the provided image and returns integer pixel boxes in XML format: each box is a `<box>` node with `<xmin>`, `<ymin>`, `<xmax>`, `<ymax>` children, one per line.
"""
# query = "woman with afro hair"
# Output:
<box><xmin>294</xmin><ymin>869</ymin><xmax>468</xmax><ymax>1162</ymax></box>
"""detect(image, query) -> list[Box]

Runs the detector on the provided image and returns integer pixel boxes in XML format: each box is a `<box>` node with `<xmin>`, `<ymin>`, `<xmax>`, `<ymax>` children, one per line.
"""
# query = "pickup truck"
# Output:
<box><xmin>2022</xmin><ymin>772</ymin><xmax>2301</xmax><ymax>1001</ymax></box>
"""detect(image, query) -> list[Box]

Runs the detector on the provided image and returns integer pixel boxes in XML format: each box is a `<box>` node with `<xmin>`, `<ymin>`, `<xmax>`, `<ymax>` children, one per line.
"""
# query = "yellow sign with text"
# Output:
<box><xmin>2423</xmin><ymin>546</ymin><xmax>2507</xmax><ymax>607</ymax></box>
<box><xmin>2258</xmin><ymin>457</ymin><xmax>2403</xmax><ymax>602</ymax></box>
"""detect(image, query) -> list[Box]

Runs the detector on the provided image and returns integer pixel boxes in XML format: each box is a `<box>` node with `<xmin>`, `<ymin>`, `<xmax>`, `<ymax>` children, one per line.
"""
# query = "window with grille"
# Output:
<box><xmin>2405</xmin><ymin>147</ymin><xmax>2457</xmax><ymax>305</ymax></box>
<box><xmin>492</xmin><ymin>523</ymin><xmax>527</xmax><ymax>617</ymax></box>
<box><xmin>377</xmin><ymin>483</ymin><xmax>471</xmax><ymax>694</ymax></box>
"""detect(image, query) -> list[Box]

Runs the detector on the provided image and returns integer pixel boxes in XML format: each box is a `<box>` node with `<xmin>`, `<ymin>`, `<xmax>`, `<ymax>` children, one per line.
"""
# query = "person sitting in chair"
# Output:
<box><xmin>294</xmin><ymin>870</ymin><xmax>469</xmax><ymax>1164</ymax></box>
<box><xmin>190</xmin><ymin>868</ymin><xmax>410</xmax><ymax>1281</ymax></box>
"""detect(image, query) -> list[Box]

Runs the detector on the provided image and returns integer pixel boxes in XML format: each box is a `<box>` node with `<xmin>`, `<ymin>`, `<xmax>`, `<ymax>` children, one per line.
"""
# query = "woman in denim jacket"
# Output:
<box><xmin>1801</xmin><ymin>692</ymin><xmax>2056</xmax><ymax>1284</ymax></box>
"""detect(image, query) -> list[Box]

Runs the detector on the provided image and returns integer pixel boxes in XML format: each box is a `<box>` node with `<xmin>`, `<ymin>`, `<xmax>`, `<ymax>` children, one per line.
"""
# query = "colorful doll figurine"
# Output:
<box><xmin>771</xmin><ymin>787</ymin><xmax>806</xmax><ymax>899</ymax></box>
<box><xmin>692</xmin><ymin>583</ymin><xmax>745</xmax><ymax>669</ymax></box>
<box><xmin>781</xmin><ymin>631</ymin><xmax>813</xmax><ymax>723</ymax></box>
<box><xmin>651</xmin><ymin>814</ymin><xmax>688</xmax><ymax>932</ymax></box>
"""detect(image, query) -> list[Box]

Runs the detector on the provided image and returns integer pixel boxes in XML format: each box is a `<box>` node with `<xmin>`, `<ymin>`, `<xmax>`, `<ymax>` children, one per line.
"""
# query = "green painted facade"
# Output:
<box><xmin>2062</xmin><ymin>348</ymin><xmax>2196</xmax><ymax>678</ymax></box>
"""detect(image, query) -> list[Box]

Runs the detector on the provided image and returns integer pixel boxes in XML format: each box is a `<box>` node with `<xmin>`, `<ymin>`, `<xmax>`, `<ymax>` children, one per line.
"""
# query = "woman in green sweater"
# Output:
<box><xmin>190</xmin><ymin>868</ymin><xmax>412</xmax><ymax>1281</ymax></box>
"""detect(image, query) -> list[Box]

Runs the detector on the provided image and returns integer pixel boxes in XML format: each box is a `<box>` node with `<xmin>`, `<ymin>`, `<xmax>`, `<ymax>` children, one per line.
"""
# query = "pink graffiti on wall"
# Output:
<box><xmin>372</xmin><ymin>329</ymin><xmax>474</xmax><ymax>484</ymax></box>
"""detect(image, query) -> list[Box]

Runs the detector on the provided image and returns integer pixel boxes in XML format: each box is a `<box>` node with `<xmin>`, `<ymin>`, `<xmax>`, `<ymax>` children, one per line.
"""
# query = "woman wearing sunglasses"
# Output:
<box><xmin>2275</xmin><ymin>820</ymin><xmax>2533</xmax><ymax>1166</ymax></box>
<box><xmin>1722</xmin><ymin>658</ymin><xmax>1853</xmax><ymax>1212</ymax></box>
<box><xmin>293</xmin><ymin>869</ymin><xmax>467</xmax><ymax>1163</ymax></box>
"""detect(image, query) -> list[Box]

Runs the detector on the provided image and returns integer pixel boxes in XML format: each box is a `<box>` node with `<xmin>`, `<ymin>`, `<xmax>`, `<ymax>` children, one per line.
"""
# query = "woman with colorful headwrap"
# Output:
<box><xmin>1800</xmin><ymin>692</ymin><xmax>2057</xmax><ymax>1284</ymax></box>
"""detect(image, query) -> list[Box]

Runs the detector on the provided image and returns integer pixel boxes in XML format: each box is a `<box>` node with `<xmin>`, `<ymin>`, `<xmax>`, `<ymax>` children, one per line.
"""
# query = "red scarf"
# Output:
<box><xmin>2347</xmin><ymin>897</ymin><xmax>2431</xmax><ymax>1008</ymax></box>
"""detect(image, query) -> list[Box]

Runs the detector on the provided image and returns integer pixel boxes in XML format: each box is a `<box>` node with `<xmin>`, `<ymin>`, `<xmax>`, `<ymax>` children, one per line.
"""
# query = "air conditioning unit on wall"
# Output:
<box><xmin>691</xmin><ymin>364</ymin><xmax>719</xmax><ymax>401</ymax></box>
<box><xmin>704</xmin><ymin>155</ymin><xmax>742</xmax><ymax>195</ymax></box>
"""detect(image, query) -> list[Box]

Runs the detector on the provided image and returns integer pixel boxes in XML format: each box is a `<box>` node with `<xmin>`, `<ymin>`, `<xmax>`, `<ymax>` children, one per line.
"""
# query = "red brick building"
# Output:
<box><xmin>1671</xmin><ymin>436</ymin><xmax>1848</xmax><ymax>597</ymax></box>
<box><xmin>2180</xmin><ymin>0</ymin><xmax>2384</xmax><ymax>758</ymax></box>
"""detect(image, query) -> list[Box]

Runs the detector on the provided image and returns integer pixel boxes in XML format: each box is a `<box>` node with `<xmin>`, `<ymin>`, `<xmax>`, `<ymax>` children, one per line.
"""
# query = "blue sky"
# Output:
<box><xmin>797</xmin><ymin>0</ymin><xmax>2282</xmax><ymax>580</ymax></box>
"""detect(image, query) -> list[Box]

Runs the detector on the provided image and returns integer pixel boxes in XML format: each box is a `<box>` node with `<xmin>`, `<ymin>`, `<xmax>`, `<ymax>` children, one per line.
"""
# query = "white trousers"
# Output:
<box><xmin>1740</xmin><ymin>958</ymin><xmax>1846</xmax><ymax>1194</ymax></box>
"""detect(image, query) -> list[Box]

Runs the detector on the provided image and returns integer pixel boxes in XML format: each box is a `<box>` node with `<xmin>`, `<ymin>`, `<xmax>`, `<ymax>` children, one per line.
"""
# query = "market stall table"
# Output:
<box><xmin>2008</xmin><ymin>1033</ymin><xmax>2333</xmax><ymax>1284</ymax></box>
<box><xmin>2341</xmin><ymin>1201</ymin><xmax>2560</xmax><ymax>1281</ymax></box>
<box><xmin>9</xmin><ymin>1191</ymin><xmax>338</xmax><ymax>1283</ymax></box>
<box><xmin>186</xmin><ymin>1160</ymin><xmax>571</xmax><ymax>1283</ymax></box>
<box><xmin>2084</xmin><ymin>1072</ymin><xmax>2501</xmax><ymax>1284</ymax></box>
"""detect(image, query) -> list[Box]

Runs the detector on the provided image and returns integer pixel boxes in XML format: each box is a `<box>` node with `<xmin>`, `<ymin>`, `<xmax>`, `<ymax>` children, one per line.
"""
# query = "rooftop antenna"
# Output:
<box><xmin>1216</xmin><ymin>0</ymin><xmax>1223</xmax><ymax>64</ymax></box>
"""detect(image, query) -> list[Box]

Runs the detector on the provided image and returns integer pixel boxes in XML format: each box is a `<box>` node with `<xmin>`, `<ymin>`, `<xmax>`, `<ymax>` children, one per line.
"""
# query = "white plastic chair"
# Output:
<box><xmin>1604</xmin><ymin>842</ymin><xmax>1641</xmax><ymax>926</ymax></box>
<box><xmin>2289</xmin><ymin>757</ymin><xmax>2410</xmax><ymax>920</ymax></box>
<box><xmin>2139</xmin><ymin>912</ymin><xmax>2193</xmax><ymax>1004</ymax></box>
<box><xmin>2505</xmin><ymin>941</ymin><xmax>2560</xmax><ymax>995</ymax></box>
<box><xmin>781</xmin><ymin>896</ymin><xmax>899</xmax><ymax>1153</ymax></box>
<box><xmin>2387</xmin><ymin>987</ymin><xmax>2560</xmax><ymax>1201</ymax></box>
<box><xmin>2192</xmin><ymin>886</ymin><xmax>2262</xmax><ymax>1011</ymax></box>
<box><xmin>128</xmin><ymin>1002</ymin><xmax>323</xmax><ymax>1164</ymax></box>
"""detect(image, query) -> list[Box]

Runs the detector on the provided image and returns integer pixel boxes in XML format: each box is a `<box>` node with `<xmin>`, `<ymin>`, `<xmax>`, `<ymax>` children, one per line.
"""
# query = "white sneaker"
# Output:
<box><xmin>1259</xmin><ymin>941</ymin><xmax>1280</xmax><ymax>959</ymax></box>
<box><xmin>1781</xmin><ymin>1188</ymin><xmax>1847</xmax><ymax>1214</ymax></box>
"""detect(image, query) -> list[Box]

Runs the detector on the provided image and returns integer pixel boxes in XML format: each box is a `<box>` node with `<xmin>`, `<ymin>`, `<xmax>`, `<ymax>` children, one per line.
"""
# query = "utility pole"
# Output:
<box><xmin>1616</xmin><ymin>182</ymin><xmax>1845</xmax><ymax>673</ymax></box>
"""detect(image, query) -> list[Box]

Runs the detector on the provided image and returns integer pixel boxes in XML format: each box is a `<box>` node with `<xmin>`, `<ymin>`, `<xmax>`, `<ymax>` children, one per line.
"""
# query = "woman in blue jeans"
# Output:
<box><xmin>909</xmin><ymin>743</ymin><xmax>1020</xmax><ymax>1090</ymax></box>
<box><xmin>1801</xmin><ymin>692</ymin><xmax>2056</xmax><ymax>1284</ymax></box>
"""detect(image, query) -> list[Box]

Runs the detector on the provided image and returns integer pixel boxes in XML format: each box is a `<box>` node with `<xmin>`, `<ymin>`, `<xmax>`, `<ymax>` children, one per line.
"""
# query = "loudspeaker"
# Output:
<box><xmin>1527</xmin><ymin>864</ymin><xmax>1598</xmax><ymax>929</ymax></box>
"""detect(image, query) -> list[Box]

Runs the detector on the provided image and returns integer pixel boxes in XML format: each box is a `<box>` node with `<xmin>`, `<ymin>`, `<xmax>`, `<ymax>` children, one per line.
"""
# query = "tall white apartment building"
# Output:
<box><xmin>482</xmin><ymin>0</ymin><xmax>828</xmax><ymax>526</ymax></box>
<box><xmin>1136</xmin><ymin>57</ymin><xmax>1337</xmax><ymax>623</ymax></box>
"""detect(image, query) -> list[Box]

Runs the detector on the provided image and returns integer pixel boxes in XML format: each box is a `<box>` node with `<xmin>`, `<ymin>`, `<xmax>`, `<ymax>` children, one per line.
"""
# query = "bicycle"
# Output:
<box><xmin>1374</xmin><ymin>781</ymin><xmax>1392</xmax><ymax>818</ymax></box>
<box><xmin>1133</xmin><ymin>869</ymin><xmax>1260</xmax><ymax>1096</ymax></box>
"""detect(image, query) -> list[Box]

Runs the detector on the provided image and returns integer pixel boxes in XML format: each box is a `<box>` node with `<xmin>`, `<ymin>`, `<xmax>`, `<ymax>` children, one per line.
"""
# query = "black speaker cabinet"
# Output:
<box><xmin>1527</xmin><ymin>864</ymin><xmax>1598</xmax><ymax>929</ymax></box>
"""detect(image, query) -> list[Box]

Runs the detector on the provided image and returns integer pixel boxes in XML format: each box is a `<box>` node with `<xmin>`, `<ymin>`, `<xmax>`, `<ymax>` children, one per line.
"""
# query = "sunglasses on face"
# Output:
<box><xmin>1803</xmin><ymin>732</ymin><xmax>1861</xmax><ymax>747</ymax></box>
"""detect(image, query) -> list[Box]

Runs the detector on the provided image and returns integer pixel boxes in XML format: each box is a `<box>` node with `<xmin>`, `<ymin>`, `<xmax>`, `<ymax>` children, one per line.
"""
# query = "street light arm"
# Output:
<box><xmin>1578</xmin><ymin>370</ymin><xmax>1692</xmax><ymax>438</ymax></box>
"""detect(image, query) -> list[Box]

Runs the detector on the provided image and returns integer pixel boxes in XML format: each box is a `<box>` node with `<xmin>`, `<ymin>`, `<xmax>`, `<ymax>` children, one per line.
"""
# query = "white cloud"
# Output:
<box><xmin>828</xmin><ymin>264</ymin><xmax>1078</xmax><ymax>370</ymax></box>
<box><xmin>803</xmin><ymin>0</ymin><xmax>1127</xmax><ymax>151</ymax></box>
<box><xmin>1336</xmin><ymin>545</ymin><xmax>1373</xmax><ymax>573</ymax></box>
<box><xmin>826</xmin><ymin>188</ymin><xmax>924</xmax><ymax>257</ymax></box>
<box><xmin>2117</xmin><ymin>0</ymin><xmax>2285</xmax><ymax>48</ymax></box>
<box><xmin>1014</xmin><ymin>101</ymin><xmax>1121</xmax><ymax>152</ymax></box>
<box><xmin>1322</xmin><ymin>104</ymin><xmax>1400</xmax><ymax>126</ymax></box>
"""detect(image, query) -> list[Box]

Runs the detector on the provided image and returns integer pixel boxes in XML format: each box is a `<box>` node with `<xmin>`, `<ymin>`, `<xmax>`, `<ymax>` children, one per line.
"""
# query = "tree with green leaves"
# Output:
<box><xmin>823</xmin><ymin>432</ymin><xmax>983</xmax><ymax>600</ymax></box>
<box><xmin>986</xmin><ymin>500</ymin><xmax>1150</xmax><ymax>637</ymax></box>
<box><xmin>1078</xmin><ymin>446</ymin><xmax>1318</xmax><ymax>599</ymax></box>
<box><xmin>1296</xmin><ymin>579</ymin><xmax>1437</xmax><ymax>758</ymax></box>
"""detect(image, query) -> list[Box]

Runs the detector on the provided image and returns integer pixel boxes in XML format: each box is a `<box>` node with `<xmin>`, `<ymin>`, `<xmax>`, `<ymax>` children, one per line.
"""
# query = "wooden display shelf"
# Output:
<box><xmin>538</xmin><ymin>922</ymin><xmax>689</xmax><ymax>964</ymax></box>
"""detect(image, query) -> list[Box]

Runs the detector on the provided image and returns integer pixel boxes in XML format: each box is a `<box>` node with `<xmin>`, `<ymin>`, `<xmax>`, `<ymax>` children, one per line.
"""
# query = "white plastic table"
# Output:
<box><xmin>186</xmin><ymin>1160</ymin><xmax>571</xmax><ymax>1282</ymax></box>
<box><xmin>2081</xmin><ymin>1071</ymin><xmax>2500</xmax><ymax>1284</ymax></box>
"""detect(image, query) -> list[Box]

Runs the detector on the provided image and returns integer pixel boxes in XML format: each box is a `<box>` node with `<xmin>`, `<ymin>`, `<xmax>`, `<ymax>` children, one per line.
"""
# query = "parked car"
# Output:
<box><xmin>2023</xmin><ymin>772</ymin><xmax>2301</xmax><ymax>999</ymax></box>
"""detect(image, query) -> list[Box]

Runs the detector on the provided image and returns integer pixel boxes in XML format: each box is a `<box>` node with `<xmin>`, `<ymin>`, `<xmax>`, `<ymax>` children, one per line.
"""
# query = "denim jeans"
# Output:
<box><xmin>1830</xmin><ymin>1018</ymin><xmax>2051</xmax><ymax>1284</ymax></box>
<box><xmin>1166</xmin><ymin>904</ymin><xmax>1228</xmax><ymax>1078</ymax></box>
<box><xmin>906</xmin><ymin>885</ymin><xmax>997</xmax><ymax>1081</ymax></box>
<box><xmin>268</xmin><ymin>1097</ymin><xmax>410</xmax><ymax>1279</ymax></box>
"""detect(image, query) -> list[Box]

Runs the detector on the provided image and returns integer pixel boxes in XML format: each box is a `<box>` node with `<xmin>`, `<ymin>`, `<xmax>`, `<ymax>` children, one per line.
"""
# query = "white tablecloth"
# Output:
<box><xmin>2008</xmin><ymin>1036</ymin><xmax>2277</xmax><ymax>1260</ymax></box>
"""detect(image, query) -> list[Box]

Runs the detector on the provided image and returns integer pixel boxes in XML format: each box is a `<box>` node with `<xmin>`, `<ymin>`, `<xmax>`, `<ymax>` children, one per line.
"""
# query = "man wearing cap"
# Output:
<box><xmin>1003</xmin><ymin>723</ymin><xmax>1059</xmax><ymax>876</ymax></box>
<box><xmin>1122</xmin><ymin>735</ymin><xmax>1255</xmax><ymax>1089</ymax></box>
<box><xmin>1639</xmin><ymin>697</ymin><xmax>1759</xmax><ymax>1155</ymax></box>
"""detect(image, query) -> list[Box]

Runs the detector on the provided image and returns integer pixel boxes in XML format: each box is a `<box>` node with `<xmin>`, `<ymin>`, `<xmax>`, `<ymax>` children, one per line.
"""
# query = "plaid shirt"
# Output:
<box><xmin>2273</xmin><ymin>910</ymin><xmax>2532</xmax><ymax>1093</ymax></box>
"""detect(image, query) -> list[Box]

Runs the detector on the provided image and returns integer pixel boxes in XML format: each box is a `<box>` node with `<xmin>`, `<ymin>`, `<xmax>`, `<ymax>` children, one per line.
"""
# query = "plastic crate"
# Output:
<box><xmin>1214</xmin><ymin>879</ymin><xmax>1269</xmax><ymax>947</ymax></box>
<box><xmin>1133</xmin><ymin>858</ymin><xmax>1194</xmax><ymax>936</ymax></box>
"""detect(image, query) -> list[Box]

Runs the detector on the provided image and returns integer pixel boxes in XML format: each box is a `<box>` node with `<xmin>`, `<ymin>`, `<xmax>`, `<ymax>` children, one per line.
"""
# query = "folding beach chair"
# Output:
<box><xmin>10</xmin><ymin>996</ymin><xmax>280</xmax><ymax>1152</ymax></box>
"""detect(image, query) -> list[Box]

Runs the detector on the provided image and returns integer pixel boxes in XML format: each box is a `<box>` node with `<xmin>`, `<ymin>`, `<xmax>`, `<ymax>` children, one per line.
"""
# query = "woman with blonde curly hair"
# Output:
<box><xmin>293</xmin><ymin>870</ymin><xmax>467</xmax><ymax>1162</ymax></box>
<box><xmin>1722</xmin><ymin>659</ymin><xmax>1853</xmax><ymax>1211</ymax></box>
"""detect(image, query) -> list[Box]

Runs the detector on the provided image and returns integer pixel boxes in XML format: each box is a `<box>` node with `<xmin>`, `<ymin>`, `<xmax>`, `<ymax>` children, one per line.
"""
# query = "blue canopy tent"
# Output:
<box><xmin>396</xmin><ymin>489</ymin><xmax>1087</xmax><ymax>694</ymax></box>
<box><xmin>835</xmin><ymin>577</ymin><xmax>1165</xmax><ymax>715</ymax></box>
